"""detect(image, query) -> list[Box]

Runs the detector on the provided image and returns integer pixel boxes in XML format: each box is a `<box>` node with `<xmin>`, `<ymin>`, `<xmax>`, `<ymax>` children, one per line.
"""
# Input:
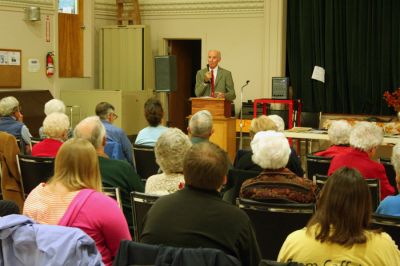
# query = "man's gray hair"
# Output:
<box><xmin>189</xmin><ymin>110</ymin><xmax>213</xmax><ymax>137</ymax></box>
<box><xmin>0</xmin><ymin>96</ymin><xmax>19</xmax><ymax>116</ymax></box>
<box><xmin>349</xmin><ymin>122</ymin><xmax>383</xmax><ymax>152</ymax></box>
<box><xmin>328</xmin><ymin>120</ymin><xmax>352</xmax><ymax>145</ymax></box>
<box><xmin>268</xmin><ymin>115</ymin><xmax>285</xmax><ymax>132</ymax></box>
<box><xmin>44</xmin><ymin>99</ymin><xmax>66</xmax><ymax>116</ymax></box>
<box><xmin>251</xmin><ymin>130</ymin><xmax>291</xmax><ymax>169</ymax></box>
<box><xmin>73</xmin><ymin>116</ymin><xmax>106</xmax><ymax>149</ymax></box>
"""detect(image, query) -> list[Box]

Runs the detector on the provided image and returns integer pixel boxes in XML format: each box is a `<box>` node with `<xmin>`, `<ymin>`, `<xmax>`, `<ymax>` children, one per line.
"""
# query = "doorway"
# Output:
<box><xmin>166</xmin><ymin>40</ymin><xmax>201</xmax><ymax>132</ymax></box>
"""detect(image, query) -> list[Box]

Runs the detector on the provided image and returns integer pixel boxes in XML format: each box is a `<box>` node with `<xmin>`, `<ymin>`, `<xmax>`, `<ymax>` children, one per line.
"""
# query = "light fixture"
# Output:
<box><xmin>24</xmin><ymin>7</ymin><xmax>41</xmax><ymax>22</ymax></box>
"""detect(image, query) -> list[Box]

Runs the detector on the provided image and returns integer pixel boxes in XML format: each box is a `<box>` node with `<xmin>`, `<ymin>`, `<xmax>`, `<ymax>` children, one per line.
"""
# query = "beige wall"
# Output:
<box><xmin>0</xmin><ymin>0</ymin><xmax>287</xmax><ymax>105</ymax></box>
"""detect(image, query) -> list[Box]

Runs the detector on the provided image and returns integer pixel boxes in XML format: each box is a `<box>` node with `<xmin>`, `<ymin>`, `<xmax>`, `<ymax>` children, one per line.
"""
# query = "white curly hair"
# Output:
<box><xmin>43</xmin><ymin>113</ymin><xmax>70</xmax><ymax>139</ymax></box>
<box><xmin>0</xmin><ymin>96</ymin><xmax>19</xmax><ymax>116</ymax></box>
<box><xmin>391</xmin><ymin>143</ymin><xmax>400</xmax><ymax>177</ymax></box>
<box><xmin>44</xmin><ymin>99</ymin><xmax>66</xmax><ymax>116</ymax></box>
<box><xmin>328</xmin><ymin>120</ymin><xmax>352</xmax><ymax>145</ymax></box>
<box><xmin>268</xmin><ymin>114</ymin><xmax>285</xmax><ymax>132</ymax></box>
<box><xmin>155</xmin><ymin>128</ymin><xmax>192</xmax><ymax>174</ymax></box>
<box><xmin>251</xmin><ymin>130</ymin><xmax>291</xmax><ymax>169</ymax></box>
<box><xmin>349</xmin><ymin>122</ymin><xmax>383</xmax><ymax>152</ymax></box>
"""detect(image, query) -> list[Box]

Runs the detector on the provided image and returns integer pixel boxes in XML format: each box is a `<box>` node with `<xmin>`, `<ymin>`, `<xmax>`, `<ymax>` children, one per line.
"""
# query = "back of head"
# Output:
<box><xmin>327</xmin><ymin>120</ymin><xmax>352</xmax><ymax>145</ymax></box>
<box><xmin>73</xmin><ymin>116</ymin><xmax>106</xmax><ymax>149</ymax></box>
<box><xmin>349</xmin><ymin>122</ymin><xmax>383</xmax><ymax>151</ymax></box>
<box><xmin>268</xmin><ymin>114</ymin><xmax>285</xmax><ymax>132</ymax></box>
<box><xmin>43</xmin><ymin>112</ymin><xmax>70</xmax><ymax>139</ymax></box>
<box><xmin>308</xmin><ymin>167</ymin><xmax>371</xmax><ymax>246</ymax></box>
<box><xmin>249</xmin><ymin>115</ymin><xmax>278</xmax><ymax>138</ymax></box>
<box><xmin>183</xmin><ymin>142</ymin><xmax>228</xmax><ymax>190</ymax></box>
<box><xmin>188</xmin><ymin>110</ymin><xmax>213</xmax><ymax>138</ymax></box>
<box><xmin>0</xmin><ymin>96</ymin><xmax>19</xmax><ymax>116</ymax></box>
<box><xmin>95</xmin><ymin>102</ymin><xmax>114</xmax><ymax>120</ymax></box>
<box><xmin>44</xmin><ymin>99</ymin><xmax>66</xmax><ymax>116</ymax></box>
<box><xmin>144</xmin><ymin>97</ymin><xmax>163</xmax><ymax>127</ymax></box>
<box><xmin>251</xmin><ymin>131</ymin><xmax>291</xmax><ymax>169</ymax></box>
<box><xmin>391</xmin><ymin>143</ymin><xmax>400</xmax><ymax>177</ymax></box>
<box><xmin>155</xmin><ymin>128</ymin><xmax>192</xmax><ymax>174</ymax></box>
<box><xmin>50</xmin><ymin>138</ymin><xmax>102</xmax><ymax>191</ymax></box>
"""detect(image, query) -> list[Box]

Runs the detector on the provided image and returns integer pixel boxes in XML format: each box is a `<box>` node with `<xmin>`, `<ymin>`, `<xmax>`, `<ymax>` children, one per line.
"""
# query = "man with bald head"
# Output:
<box><xmin>195</xmin><ymin>50</ymin><xmax>236</xmax><ymax>101</ymax></box>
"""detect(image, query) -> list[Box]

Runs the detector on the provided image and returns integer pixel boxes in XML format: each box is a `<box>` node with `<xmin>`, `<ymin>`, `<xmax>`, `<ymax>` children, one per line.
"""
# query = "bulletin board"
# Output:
<box><xmin>0</xmin><ymin>49</ymin><xmax>22</xmax><ymax>88</ymax></box>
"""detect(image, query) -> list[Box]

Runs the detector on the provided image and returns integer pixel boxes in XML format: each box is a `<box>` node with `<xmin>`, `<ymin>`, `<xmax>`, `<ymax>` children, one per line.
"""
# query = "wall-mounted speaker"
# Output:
<box><xmin>154</xmin><ymin>55</ymin><xmax>177</xmax><ymax>92</ymax></box>
<box><xmin>272</xmin><ymin>77</ymin><xmax>289</xmax><ymax>99</ymax></box>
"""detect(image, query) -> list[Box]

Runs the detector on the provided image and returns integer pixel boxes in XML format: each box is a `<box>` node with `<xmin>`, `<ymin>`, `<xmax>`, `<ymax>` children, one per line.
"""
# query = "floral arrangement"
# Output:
<box><xmin>383</xmin><ymin>88</ymin><xmax>400</xmax><ymax>112</ymax></box>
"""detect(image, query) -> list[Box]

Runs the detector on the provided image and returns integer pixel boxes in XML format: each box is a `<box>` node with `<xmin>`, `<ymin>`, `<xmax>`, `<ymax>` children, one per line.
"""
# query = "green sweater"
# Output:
<box><xmin>98</xmin><ymin>156</ymin><xmax>144</xmax><ymax>234</ymax></box>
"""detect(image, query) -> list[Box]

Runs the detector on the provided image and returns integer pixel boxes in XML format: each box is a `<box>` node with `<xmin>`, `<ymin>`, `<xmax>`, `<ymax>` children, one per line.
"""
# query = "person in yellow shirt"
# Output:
<box><xmin>278</xmin><ymin>167</ymin><xmax>400</xmax><ymax>266</ymax></box>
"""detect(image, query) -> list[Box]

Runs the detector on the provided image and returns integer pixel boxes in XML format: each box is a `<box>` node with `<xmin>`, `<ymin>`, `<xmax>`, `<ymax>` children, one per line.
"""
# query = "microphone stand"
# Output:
<box><xmin>239</xmin><ymin>80</ymin><xmax>250</xmax><ymax>150</ymax></box>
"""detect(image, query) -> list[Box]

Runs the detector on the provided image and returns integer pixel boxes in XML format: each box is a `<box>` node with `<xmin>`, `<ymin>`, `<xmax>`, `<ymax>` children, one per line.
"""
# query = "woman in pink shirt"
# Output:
<box><xmin>24</xmin><ymin>138</ymin><xmax>131</xmax><ymax>266</ymax></box>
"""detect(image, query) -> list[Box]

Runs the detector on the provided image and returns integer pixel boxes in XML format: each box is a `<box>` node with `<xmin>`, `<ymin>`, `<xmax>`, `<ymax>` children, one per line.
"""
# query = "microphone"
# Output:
<box><xmin>241</xmin><ymin>80</ymin><xmax>250</xmax><ymax>89</ymax></box>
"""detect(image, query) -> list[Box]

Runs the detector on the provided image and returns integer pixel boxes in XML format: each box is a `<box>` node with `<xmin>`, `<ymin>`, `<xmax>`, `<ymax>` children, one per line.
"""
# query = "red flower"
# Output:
<box><xmin>383</xmin><ymin>88</ymin><xmax>400</xmax><ymax>112</ymax></box>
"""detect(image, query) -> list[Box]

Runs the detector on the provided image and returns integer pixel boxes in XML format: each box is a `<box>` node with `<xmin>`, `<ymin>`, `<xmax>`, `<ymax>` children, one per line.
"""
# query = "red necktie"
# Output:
<box><xmin>211</xmin><ymin>69</ymin><xmax>215</xmax><ymax>97</ymax></box>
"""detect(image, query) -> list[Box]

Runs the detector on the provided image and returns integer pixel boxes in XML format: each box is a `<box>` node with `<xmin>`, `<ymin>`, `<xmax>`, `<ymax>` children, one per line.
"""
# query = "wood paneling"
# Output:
<box><xmin>58</xmin><ymin>0</ymin><xmax>83</xmax><ymax>77</ymax></box>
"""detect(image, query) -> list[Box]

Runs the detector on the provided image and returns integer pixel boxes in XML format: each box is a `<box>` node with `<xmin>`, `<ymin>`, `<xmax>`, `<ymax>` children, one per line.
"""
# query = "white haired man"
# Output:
<box><xmin>328</xmin><ymin>122</ymin><xmax>395</xmax><ymax>199</ymax></box>
<box><xmin>187</xmin><ymin>110</ymin><xmax>214</xmax><ymax>144</ymax></box>
<box><xmin>0</xmin><ymin>96</ymin><xmax>32</xmax><ymax>153</ymax></box>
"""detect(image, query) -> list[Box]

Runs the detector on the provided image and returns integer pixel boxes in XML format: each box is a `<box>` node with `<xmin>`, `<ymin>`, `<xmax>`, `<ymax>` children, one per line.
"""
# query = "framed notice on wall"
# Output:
<box><xmin>0</xmin><ymin>49</ymin><xmax>22</xmax><ymax>88</ymax></box>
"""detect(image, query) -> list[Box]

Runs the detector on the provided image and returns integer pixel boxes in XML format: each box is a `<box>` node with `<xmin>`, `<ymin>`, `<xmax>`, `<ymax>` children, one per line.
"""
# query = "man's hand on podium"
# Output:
<box><xmin>216</xmin><ymin>92</ymin><xmax>225</xmax><ymax>98</ymax></box>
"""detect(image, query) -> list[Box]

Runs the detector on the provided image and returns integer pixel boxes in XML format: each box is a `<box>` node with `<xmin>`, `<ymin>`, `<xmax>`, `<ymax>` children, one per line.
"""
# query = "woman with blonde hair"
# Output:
<box><xmin>279</xmin><ymin>167</ymin><xmax>400</xmax><ymax>265</ymax></box>
<box><xmin>24</xmin><ymin>138</ymin><xmax>131</xmax><ymax>266</ymax></box>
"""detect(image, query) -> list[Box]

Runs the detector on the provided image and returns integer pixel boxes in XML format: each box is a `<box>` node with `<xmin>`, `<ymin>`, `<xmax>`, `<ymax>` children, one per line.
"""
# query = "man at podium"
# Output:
<box><xmin>194</xmin><ymin>50</ymin><xmax>236</xmax><ymax>101</ymax></box>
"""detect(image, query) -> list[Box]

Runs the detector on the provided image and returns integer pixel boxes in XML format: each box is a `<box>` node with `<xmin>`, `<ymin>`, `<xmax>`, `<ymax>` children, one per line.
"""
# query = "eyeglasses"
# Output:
<box><xmin>109</xmin><ymin>112</ymin><xmax>118</xmax><ymax>119</ymax></box>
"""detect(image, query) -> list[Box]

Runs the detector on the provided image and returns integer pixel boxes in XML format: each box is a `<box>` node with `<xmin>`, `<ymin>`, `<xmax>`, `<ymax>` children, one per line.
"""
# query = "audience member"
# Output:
<box><xmin>32</xmin><ymin>112</ymin><xmax>69</xmax><ymax>157</ymax></box>
<box><xmin>240</xmin><ymin>131</ymin><xmax>316</xmax><ymax>203</ymax></box>
<box><xmin>0</xmin><ymin>96</ymin><xmax>32</xmax><ymax>153</ymax></box>
<box><xmin>23</xmin><ymin>138</ymin><xmax>131</xmax><ymax>266</ymax></box>
<box><xmin>376</xmin><ymin>143</ymin><xmax>400</xmax><ymax>216</ymax></box>
<box><xmin>278</xmin><ymin>167</ymin><xmax>400</xmax><ymax>265</ymax></box>
<box><xmin>141</xmin><ymin>142</ymin><xmax>261</xmax><ymax>266</ymax></box>
<box><xmin>315</xmin><ymin>120</ymin><xmax>352</xmax><ymax>157</ymax></box>
<box><xmin>74</xmin><ymin>116</ymin><xmax>144</xmax><ymax>236</ymax></box>
<box><xmin>145</xmin><ymin>128</ymin><xmax>192</xmax><ymax>195</ymax></box>
<box><xmin>187</xmin><ymin>110</ymin><xmax>214</xmax><ymax>144</ymax></box>
<box><xmin>135</xmin><ymin>97</ymin><xmax>167</xmax><ymax>146</ymax></box>
<box><xmin>268</xmin><ymin>114</ymin><xmax>285</xmax><ymax>132</ymax></box>
<box><xmin>95</xmin><ymin>102</ymin><xmax>134</xmax><ymax>165</ymax></box>
<box><xmin>0</xmin><ymin>200</ymin><xmax>20</xmax><ymax>216</ymax></box>
<box><xmin>39</xmin><ymin>99</ymin><xmax>69</xmax><ymax>139</ymax></box>
<box><xmin>328</xmin><ymin>122</ymin><xmax>394</xmax><ymax>199</ymax></box>
<box><xmin>236</xmin><ymin>115</ymin><xmax>304</xmax><ymax>177</ymax></box>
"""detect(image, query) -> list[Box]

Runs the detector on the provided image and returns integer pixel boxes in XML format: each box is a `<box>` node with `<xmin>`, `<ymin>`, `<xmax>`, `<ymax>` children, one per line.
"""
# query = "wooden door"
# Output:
<box><xmin>168</xmin><ymin>40</ymin><xmax>201</xmax><ymax>131</ymax></box>
<box><xmin>58</xmin><ymin>0</ymin><xmax>84</xmax><ymax>77</ymax></box>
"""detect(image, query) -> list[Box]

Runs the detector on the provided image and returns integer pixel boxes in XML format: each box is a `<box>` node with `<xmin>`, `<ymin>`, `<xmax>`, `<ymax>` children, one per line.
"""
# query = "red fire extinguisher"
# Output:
<box><xmin>46</xmin><ymin>52</ymin><xmax>55</xmax><ymax>77</ymax></box>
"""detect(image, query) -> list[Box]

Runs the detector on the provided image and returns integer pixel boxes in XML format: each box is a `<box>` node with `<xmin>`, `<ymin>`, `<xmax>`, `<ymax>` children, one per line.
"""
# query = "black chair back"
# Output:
<box><xmin>306</xmin><ymin>154</ymin><xmax>332</xmax><ymax>180</ymax></box>
<box><xmin>133</xmin><ymin>144</ymin><xmax>159</xmax><ymax>180</ymax></box>
<box><xmin>380</xmin><ymin>158</ymin><xmax>398</xmax><ymax>194</ymax></box>
<box><xmin>313</xmin><ymin>174</ymin><xmax>381</xmax><ymax>211</ymax></box>
<box><xmin>222</xmin><ymin>168</ymin><xmax>259</xmax><ymax>205</ymax></box>
<box><xmin>17</xmin><ymin>154</ymin><xmax>54</xmax><ymax>198</ymax></box>
<box><xmin>237</xmin><ymin>198</ymin><xmax>315</xmax><ymax>260</ymax></box>
<box><xmin>371</xmin><ymin>213</ymin><xmax>400</xmax><ymax>247</ymax></box>
<box><xmin>130</xmin><ymin>191</ymin><xmax>160</xmax><ymax>241</ymax></box>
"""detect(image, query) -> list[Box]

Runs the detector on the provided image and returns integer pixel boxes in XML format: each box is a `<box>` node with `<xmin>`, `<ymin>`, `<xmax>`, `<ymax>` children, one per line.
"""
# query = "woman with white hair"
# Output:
<box><xmin>315</xmin><ymin>120</ymin><xmax>352</xmax><ymax>157</ymax></box>
<box><xmin>236</xmin><ymin>115</ymin><xmax>304</xmax><ymax>177</ymax></box>
<box><xmin>145</xmin><ymin>128</ymin><xmax>192</xmax><ymax>195</ymax></box>
<box><xmin>32</xmin><ymin>112</ymin><xmax>70</xmax><ymax>157</ymax></box>
<box><xmin>240</xmin><ymin>131</ymin><xmax>316</xmax><ymax>203</ymax></box>
<box><xmin>328</xmin><ymin>122</ymin><xmax>394</xmax><ymax>200</ymax></box>
<box><xmin>376</xmin><ymin>143</ymin><xmax>400</xmax><ymax>216</ymax></box>
<box><xmin>39</xmin><ymin>99</ymin><xmax>69</xmax><ymax>139</ymax></box>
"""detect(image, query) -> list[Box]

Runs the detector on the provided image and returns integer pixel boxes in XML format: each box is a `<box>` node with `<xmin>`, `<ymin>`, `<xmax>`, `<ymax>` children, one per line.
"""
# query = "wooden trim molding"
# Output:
<box><xmin>95</xmin><ymin>0</ymin><xmax>264</xmax><ymax>18</ymax></box>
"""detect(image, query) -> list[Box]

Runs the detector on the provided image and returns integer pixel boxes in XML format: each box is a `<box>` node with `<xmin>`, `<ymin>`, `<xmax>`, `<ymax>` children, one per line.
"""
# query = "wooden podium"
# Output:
<box><xmin>191</xmin><ymin>98</ymin><xmax>236</xmax><ymax>162</ymax></box>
